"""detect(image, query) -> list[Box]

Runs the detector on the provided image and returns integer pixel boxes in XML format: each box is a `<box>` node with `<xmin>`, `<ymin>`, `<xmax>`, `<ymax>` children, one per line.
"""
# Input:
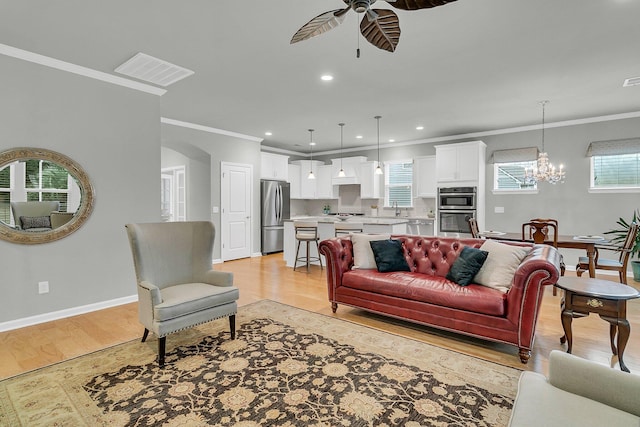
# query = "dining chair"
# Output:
<box><xmin>468</xmin><ymin>217</ymin><xmax>480</xmax><ymax>238</ymax></box>
<box><xmin>523</xmin><ymin>219</ymin><xmax>565</xmax><ymax>295</ymax></box>
<box><xmin>125</xmin><ymin>221</ymin><xmax>239</xmax><ymax>367</ymax></box>
<box><xmin>576</xmin><ymin>222</ymin><xmax>639</xmax><ymax>284</ymax></box>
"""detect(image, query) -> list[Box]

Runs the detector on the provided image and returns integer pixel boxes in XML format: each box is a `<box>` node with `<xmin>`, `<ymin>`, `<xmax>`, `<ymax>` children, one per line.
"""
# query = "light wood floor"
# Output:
<box><xmin>1</xmin><ymin>254</ymin><xmax>639</xmax><ymax>379</ymax></box>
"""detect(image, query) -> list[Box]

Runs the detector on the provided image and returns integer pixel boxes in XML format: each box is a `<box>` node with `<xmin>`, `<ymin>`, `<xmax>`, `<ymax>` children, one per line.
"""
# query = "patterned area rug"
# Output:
<box><xmin>0</xmin><ymin>300</ymin><xmax>520</xmax><ymax>426</ymax></box>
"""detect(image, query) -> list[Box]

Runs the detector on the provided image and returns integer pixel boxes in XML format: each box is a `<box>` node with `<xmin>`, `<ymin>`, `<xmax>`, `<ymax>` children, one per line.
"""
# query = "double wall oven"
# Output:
<box><xmin>438</xmin><ymin>187</ymin><xmax>476</xmax><ymax>235</ymax></box>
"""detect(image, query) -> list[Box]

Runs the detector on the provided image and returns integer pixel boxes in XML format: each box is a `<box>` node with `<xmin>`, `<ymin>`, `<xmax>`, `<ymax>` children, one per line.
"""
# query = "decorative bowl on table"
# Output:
<box><xmin>336</xmin><ymin>214</ymin><xmax>352</xmax><ymax>221</ymax></box>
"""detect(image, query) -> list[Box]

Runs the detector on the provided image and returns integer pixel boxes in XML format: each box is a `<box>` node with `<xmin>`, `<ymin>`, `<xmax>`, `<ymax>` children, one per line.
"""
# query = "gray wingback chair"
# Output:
<box><xmin>125</xmin><ymin>221</ymin><xmax>239</xmax><ymax>367</ymax></box>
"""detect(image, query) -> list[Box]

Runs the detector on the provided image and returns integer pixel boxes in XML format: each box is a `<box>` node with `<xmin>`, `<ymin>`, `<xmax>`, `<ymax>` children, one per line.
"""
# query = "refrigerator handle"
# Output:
<box><xmin>275</xmin><ymin>184</ymin><xmax>281</xmax><ymax>223</ymax></box>
<box><xmin>278</xmin><ymin>184</ymin><xmax>283</xmax><ymax>223</ymax></box>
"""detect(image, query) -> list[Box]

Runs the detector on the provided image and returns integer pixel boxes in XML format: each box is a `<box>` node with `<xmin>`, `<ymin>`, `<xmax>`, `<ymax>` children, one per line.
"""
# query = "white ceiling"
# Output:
<box><xmin>1</xmin><ymin>0</ymin><xmax>639</xmax><ymax>154</ymax></box>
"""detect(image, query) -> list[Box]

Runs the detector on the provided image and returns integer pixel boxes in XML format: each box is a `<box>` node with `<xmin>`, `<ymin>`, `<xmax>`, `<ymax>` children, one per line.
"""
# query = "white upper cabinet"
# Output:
<box><xmin>435</xmin><ymin>141</ymin><xmax>486</xmax><ymax>185</ymax></box>
<box><xmin>290</xmin><ymin>160</ymin><xmax>324</xmax><ymax>199</ymax></box>
<box><xmin>261</xmin><ymin>152</ymin><xmax>289</xmax><ymax>181</ymax></box>
<box><xmin>316</xmin><ymin>165</ymin><xmax>338</xmax><ymax>199</ymax></box>
<box><xmin>288</xmin><ymin>163</ymin><xmax>301</xmax><ymax>199</ymax></box>
<box><xmin>359</xmin><ymin>161</ymin><xmax>383</xmax><ymax>199</ymax></box>
<box><xmin>414</xmin><ymin>156</ymin><xmax>437</xmax><ymax>197</ymax></box>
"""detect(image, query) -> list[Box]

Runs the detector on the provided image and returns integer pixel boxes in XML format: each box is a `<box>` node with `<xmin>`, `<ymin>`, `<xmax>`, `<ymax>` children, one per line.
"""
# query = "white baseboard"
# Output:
<box><xmin>0</xmin><ymin>294</ymin><xmax>138</xmax><ymax>332</ymax></box>
<box><xmin>251</xmin><ymin>252</ymin><xmax>263</xmax><ymax>258</ymax></box>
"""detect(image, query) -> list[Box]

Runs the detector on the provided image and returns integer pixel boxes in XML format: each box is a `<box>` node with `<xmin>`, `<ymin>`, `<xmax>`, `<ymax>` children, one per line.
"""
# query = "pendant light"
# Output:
<box><xmin>338</xmin><ymin>123</ymin><xmax>346</xmax><ymax>177</ymax></box>
<box><xmin>374</xmin><ymin>115</ymin><xmax>383</xmax><ymax>175</ymax></box>
<box><xmin>524</xmin><ymin>101</ymin><xmax>566</xmax><ymax>185</ymax></box>
<box><xmin>307</xmin><ymin>129</ymin><xmax>316</xmax><ymax>180</ymax></box>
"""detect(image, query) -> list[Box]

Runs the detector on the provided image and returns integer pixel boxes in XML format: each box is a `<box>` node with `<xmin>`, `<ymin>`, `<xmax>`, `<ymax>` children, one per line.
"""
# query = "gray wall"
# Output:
<box><xmin>161</xmin><ymin>144</ymin><xmax>211</xmax><ymax>222</ymax></box>
<box><xmin>0</xmin><ymin>55</ymin><xmax>160</xmax><ymax>323</ymax></box>
<box><xmin>161</xmin><ymin>124</ymin><xmax>262</xmax><ymax>259</ymax></box>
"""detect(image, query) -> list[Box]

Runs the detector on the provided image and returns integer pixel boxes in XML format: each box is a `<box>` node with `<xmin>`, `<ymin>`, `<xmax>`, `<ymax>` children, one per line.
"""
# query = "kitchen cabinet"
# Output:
<box><xmin>261</xmin><ymin>152</ymin><xmax>289</xmax><ymax>181</ymax></box>
<box><xmin>290</xmin><ymin>160</ymin><xmax>325</xmax><ymax>199</ymax></box>
<box><xmin>288</xmin><ymin>163</ymin><xmax>301</xmax><ymax>199</ymax></box>
<box><xmin>435</xmin><ymin>141</ymin><xmax>486</xmax><ymax>185</ymax></box>
<box><xmin>359</xmin><ymin>161</ymin><xmax>383</xmax><ymax>199</ymax></box>
<box><xmin>316</xmin><ymin>165</ymin><xmax>338</xmax><ymax>199</ymax></box>
<box><xmin>414</xmin><ymin>156</ymin><xmax>437</xmax><ymax>197</ymax></box>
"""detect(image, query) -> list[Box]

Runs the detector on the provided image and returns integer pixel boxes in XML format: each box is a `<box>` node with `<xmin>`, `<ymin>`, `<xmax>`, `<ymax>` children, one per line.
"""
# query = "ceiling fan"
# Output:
<box><xmin>291</xmin><ymin>0</ymin><xmax>458</xmax><ymax>54</ymax></box>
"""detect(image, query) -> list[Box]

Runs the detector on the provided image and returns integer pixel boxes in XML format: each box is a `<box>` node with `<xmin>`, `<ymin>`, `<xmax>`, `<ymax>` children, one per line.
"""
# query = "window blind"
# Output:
<box><xmin>490</xmin><ymin>147</ymin><xmax>539</xmax><ymax>163</ymax></box>
<box><xmin>586</xmin><ymin>138</ymin><xmax>640</xmax><ymax>157</ymax></box>
<box><xmin>385</xmin><ymin>161</ymin><xmax>413</xmax><ymax>207</ymax></box>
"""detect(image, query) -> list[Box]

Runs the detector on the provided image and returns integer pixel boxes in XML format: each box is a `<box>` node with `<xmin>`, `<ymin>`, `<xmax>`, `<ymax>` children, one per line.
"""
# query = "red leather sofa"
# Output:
<box><xmin>319</xmin><ymin>235</ymin><xmax>561</xmax><ymax>363</ymax></box>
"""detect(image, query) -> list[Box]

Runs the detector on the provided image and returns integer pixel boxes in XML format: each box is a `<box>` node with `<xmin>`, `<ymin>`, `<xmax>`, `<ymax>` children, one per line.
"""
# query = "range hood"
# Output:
<box><xmin>331</xmin><ymin>156</ymin><xmax>367</xmax><ymax>186</ymax></box>
<box><xmin>331</xmin><ymin>175</ymin><xmax>360</xmax><ymax>185</ymax></box>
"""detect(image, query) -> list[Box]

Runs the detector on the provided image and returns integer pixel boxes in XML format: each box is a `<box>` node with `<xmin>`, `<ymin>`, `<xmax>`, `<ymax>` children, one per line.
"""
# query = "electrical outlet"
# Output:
<box><xmin>38</xmin><ymin>281</ymin><xmax>49</xmax><ymax>294</ymax></box>
<box><xmin>494</xmin><ymin>206</ymin><xmax>505</xmax><ymax>214</ymax></box>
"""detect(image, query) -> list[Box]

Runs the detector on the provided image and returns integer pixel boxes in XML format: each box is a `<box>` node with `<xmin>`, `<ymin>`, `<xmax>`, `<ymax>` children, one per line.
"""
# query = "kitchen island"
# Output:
<box><xmin>283</xmin><ymin>216</ymin><xmax>410</xmax><ymax>268</ymax></box>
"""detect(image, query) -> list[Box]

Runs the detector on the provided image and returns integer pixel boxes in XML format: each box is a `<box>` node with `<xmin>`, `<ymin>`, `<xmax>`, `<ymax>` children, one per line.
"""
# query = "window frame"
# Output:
<box><xmin>383</xmin><ymin>159</ymin><xmax>413</xmax><ymax>208</ymax></box>
<box><xmin>492</xmin><ymin>161</ymin><xmax>539</xmax><ymax>195</ymax></box>
<box><xmin>589</xmin><ymin>154</ymin><xmax>640</xmax><ymax>194</ymax></box>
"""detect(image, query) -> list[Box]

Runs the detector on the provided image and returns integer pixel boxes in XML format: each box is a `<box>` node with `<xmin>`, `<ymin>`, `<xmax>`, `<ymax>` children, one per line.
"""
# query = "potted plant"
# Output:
<box><xmin>603</xmin><ymin>209</ymin><xmax>640</xmax><ymax>282</ymax></box>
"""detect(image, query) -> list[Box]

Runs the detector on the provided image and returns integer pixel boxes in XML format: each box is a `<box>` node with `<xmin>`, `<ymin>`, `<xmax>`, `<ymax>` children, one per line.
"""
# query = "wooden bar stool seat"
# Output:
<box><xmin>293</xmin><ymin>221</ymin><xmax>322</xmax><ymax>272</ymax></box>
<box><xmin>334</xmin><ymin>222</ymin><xmax>364</xmax><ymax>237</ymax></box>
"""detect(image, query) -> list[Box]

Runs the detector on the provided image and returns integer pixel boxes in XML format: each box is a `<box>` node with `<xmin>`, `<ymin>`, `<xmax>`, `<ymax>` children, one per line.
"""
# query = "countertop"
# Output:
<box><xmin>287</xmin><ymin>215</ymin><xmax>435</xmax><ymax>225</ymax></box>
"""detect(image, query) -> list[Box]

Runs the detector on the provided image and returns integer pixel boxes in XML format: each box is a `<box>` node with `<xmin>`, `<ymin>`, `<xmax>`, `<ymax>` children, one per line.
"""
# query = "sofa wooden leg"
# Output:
<box><xmin>229</xmin><ymin>315</ymin><xmax>236</xmax><ymax>340</ymax></box>
<box><xmin>158</xmin><ymin>336</ymin><xmax>166</xmax><ymax>367</ymax></box>
<box><xmin>331</xmin><ymin>302</ymin><xmax>338</xmax><ymax>313</ymax></box>
<box><xmin>518</xmin><ymin>348</ymin><xmax>531</xmax><ymax>364</ymax></box>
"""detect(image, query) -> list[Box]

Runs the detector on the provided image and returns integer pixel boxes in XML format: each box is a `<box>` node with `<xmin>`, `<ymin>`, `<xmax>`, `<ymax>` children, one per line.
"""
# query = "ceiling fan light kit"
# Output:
<box><xmin>291</xmin><ymin>0</ymin><xmax>458</xmax><ymax>54</ymax></box>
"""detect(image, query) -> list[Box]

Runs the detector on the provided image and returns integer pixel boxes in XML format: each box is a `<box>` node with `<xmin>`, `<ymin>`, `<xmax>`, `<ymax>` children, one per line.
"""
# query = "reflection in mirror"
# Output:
<box><xmin>0</xmin><ymin>148</ymin><xmax>95</xmax><ymax>244</ymax></box>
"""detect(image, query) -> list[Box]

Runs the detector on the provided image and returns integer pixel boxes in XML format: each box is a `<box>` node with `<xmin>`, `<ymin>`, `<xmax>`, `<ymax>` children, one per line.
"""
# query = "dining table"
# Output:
<box><xmin>480</xmin><ymin>232</ymin><xmax>607</xmax><ymax>278</ymax></box>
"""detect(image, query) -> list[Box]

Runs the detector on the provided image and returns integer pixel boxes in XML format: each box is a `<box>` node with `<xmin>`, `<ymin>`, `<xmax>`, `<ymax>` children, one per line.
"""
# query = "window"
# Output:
<box><xmin>490</xmin><ymin>147</ymin><xmax>539</xmax><ymax>193</ymax></box>
<box><xmin>161</xmin><ymin>166</ymin><xmax>186</xmax><ymax>221</ymax></box>
<box><xmin>494</xmin><ymin>161</ymin><xmax>537</xmax><ymax>191</ymax></box>
<box><xmin>384</xmin><ymin>160</ymin><xmax>413</xmax><ymax>208</ymax></box>
<box><xmin>0</xmin><ymin>163</ymin><xmax>13</xmax><ymax>224</ymax></box>
<box><xmin>591</xmin><ymin>154</ymin><xmax>640</xmax><ymax>189</ymax></box>
<box><xmin>587</xmin><ymin>138</ymin><xmax>640</xmax><ymax>192</ymax></box>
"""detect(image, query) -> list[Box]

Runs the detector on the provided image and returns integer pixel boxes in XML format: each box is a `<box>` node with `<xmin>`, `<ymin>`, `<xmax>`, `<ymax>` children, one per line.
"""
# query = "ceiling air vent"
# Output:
<box><xmin>623</xmin><ymin>77</ymin><xmax>640</xmax><ymax>87</ymax></box>
<box><xmin>114</xmin><ymin>53</ymin><xmax>194</xmax><ymax>87</ymax></box>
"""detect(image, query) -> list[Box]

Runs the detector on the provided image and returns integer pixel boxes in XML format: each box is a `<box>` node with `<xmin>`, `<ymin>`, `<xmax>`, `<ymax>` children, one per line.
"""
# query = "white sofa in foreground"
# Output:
<box><xmin>509</xmin><ymin>350</ymin><xmax>640</xmax><ymax>426</ymax></box>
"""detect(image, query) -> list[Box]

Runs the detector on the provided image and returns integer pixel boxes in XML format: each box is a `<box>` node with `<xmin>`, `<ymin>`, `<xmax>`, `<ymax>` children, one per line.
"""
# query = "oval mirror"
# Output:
<box><xmin>0</xmin><ymin>147</ymin><xmax>95</xmax><ymax>244</ymax></box>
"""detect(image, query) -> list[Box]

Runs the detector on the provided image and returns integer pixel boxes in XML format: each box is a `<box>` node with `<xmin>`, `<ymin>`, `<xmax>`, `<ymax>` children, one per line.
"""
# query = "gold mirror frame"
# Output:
<box><xmin>0</xmin><ymin>147</ymin><xmax>95</xmax><ymax>244</ymax></box>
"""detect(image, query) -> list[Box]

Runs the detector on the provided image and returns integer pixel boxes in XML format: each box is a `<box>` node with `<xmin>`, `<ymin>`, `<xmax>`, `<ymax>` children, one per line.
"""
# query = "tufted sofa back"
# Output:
<box><xmin>392</xmin><ymin>235</ymin><xmax>484</xmax><ymax>277</ymax></box>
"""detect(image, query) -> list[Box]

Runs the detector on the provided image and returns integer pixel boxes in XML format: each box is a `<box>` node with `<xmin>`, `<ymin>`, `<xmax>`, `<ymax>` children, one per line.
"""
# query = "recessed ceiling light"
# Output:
<box><xmin>310</xmin><ymin>142</ymin><xmax>316</xmax><ymax>146</ymax></box>
<box><xmin>265</xmin><ymin>132</ymin><xmax>272</xmax><ymax>136</ymax></box>
<box><xmin>623</xmin><ymin>77</ymin><xmax>640</xmax><ymax>87</ymax></box>
<box><xmin>356</xmin><ymin>135</ymin><xmax>363</xmax><ymax>139</ymax></box>
<box><xmin>416</xmin><ymin>126</ymin><xmax>424</xmax><ymax>130</ymax></box>
<box><xmin>321</xmin><ymin>75</ymin><xmax>334</xmax><ymax>81</ymax></box>
<box><xmin>389</xmin><ymin>139</ymin><xmax>395</xmax><ymax>143</ymax></box>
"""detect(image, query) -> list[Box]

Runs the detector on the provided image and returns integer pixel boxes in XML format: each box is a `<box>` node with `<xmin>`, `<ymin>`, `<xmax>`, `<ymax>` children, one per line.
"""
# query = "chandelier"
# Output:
<box><xmin>524</xmin><ymin>101</ymin><xmax>565</xmax><ymax>185</ymax></box>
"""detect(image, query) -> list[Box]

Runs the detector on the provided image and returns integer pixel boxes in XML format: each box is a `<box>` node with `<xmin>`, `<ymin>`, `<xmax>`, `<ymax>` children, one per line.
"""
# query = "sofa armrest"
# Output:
<box><xmin>504</xmin><ymin>244</ymin><xmax>560</xmax><ymax>350</ymax></box>
<box><xmin>548</xmin><ymin>350</ymin><xmax>640</xmax><ymax>417</ymax></box>
<box><xmin>202</xmin><ymin>270</ymin><xmax>234</xmax><ymax>287</ymax></box>
<box><xmin>319</xmin><ymin>237</ymin><xmax>353</xmax><ymax>301</ymax></box>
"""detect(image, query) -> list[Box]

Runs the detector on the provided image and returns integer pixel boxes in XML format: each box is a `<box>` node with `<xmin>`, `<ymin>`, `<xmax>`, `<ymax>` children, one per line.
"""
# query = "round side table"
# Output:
<box><xmin>556</xmin><ymin>277</ymin><xmax>639</xmax><ymax>372</ymax></box>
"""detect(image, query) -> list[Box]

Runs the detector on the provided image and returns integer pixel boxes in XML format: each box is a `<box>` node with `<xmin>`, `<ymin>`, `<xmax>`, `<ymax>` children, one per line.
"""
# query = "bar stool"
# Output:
<box><xmin>293</xmin><ymin>221</ymin><xmax>323</xmax><ymax>272</ymax></box>
<box><xmin>334</xmin><ymin>222</ymin><xmax>364</xmax><ymax>237</ymax></box>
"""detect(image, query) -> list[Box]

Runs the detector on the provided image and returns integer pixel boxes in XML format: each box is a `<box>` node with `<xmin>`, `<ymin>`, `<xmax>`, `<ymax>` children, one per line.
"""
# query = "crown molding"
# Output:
<box><xmin>0</xmin><ymin>43</ymin><xmax>166</xmax><ymax>96</ymax></box>
<box><xmin>263</xmin><ymin>110</ymin><xmax>640</xmax><ymax>157</ymax></box>
<box><xmin>161</xmin><ymin>117</ymin><xmax>263</xmax><ymax>143</ymax></box>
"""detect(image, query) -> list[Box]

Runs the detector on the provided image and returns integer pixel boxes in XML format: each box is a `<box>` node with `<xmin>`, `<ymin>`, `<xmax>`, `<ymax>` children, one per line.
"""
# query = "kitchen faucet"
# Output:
<box><xmin>393</xmin><ymin>201</ymin><xmax>400</xmax><ymax>217</ymax></box>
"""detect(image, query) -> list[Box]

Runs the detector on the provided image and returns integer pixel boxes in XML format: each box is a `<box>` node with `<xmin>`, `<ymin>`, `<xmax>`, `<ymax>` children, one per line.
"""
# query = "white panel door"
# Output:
<box><xmin>221</xmin><ymin>162</ymin><xmax>252</xmax><ymax>261</ymax></box>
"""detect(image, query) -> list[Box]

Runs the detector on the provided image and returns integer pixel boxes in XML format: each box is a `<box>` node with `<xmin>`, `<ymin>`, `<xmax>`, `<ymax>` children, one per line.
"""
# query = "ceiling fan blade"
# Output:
<box><xmin>290</xmin><ymin>8</ymin><xmax>350</xmax><ymax>44</ymax></box>
<box><xmin>386</xmin><ymin>0</ymin><xmax>457</xmax><ymax>11</ymax></box>
<box><xmin>360</xmin><ymin>9</ymin><xmax>400</xmax><ymax>52</ymax></box>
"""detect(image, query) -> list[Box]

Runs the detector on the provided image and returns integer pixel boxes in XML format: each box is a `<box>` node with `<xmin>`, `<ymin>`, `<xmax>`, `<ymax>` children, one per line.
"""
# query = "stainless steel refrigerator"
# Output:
<box><xmin>261</xmin><ymin>180</ymin><xmax>290</xmax><ymax>254</ymax></box>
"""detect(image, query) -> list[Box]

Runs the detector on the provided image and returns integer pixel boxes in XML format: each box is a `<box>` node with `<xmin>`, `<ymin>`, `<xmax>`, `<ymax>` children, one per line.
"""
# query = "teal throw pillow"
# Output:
<box><xmin>446</xmin><ymin>246</ymin><xmax>489</xmax><ymax>286</ymax></box>
<box><xmin>369</xmin><ymin>239</ymin><xmax>411</xmax><ymax>273</ymax></box>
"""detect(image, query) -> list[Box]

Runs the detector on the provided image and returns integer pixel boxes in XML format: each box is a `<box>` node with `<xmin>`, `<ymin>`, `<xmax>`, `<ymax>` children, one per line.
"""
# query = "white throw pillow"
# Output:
<box><xmin>473</xmin><ymin>239</ymin><xmax>531</xmax><ymax>292</ymax></box>
<box><xmin>351</xmin><ymin>233</ymin><xmax>390</xmax><ymax>269</ymax></box>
